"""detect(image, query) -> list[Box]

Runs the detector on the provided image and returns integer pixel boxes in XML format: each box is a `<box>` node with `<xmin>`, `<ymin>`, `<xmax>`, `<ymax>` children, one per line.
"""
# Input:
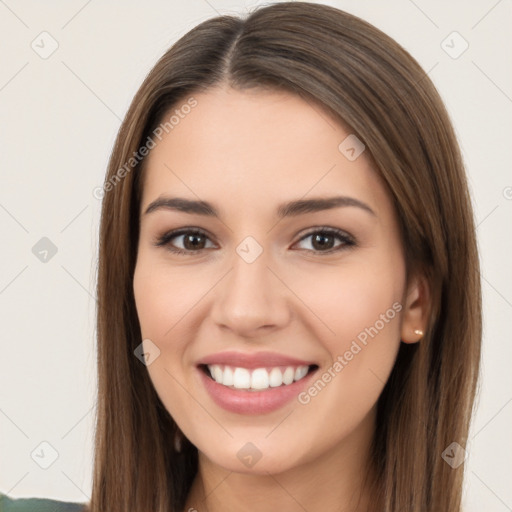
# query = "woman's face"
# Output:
<box><xmin>133</xmin><ymin>86</ymin><xmax>424</xmax><ymax>475</ymax></box>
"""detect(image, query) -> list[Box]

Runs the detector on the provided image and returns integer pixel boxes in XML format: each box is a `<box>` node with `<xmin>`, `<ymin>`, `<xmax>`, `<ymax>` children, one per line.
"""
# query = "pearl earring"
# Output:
<box><xmin>414</xmin><ymin>329</ymin><xmax>424</xmax><ymax>337</ymax></box>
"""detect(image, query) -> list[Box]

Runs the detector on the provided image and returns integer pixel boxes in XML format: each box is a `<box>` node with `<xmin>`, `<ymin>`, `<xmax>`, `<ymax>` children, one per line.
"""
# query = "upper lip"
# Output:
<box><xmin>197</xmin><ymin>351</ymin><xmax>316</xmax><ymax>369</ymax></box>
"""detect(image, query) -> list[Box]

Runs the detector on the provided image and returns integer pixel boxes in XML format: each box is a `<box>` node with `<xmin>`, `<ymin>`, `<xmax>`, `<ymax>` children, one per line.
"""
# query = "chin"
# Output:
<box><xmin>192</xmin><ymin>433</ymin><xmax>313</xmax><ymax>476</ymax></box>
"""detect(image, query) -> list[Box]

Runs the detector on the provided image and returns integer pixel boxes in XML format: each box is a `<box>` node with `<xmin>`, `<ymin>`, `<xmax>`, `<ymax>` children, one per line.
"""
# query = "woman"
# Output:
<box><xmin>1</xmin><ymin>2</ymin><xmax>481</xmax><ymax>511</ymax></box>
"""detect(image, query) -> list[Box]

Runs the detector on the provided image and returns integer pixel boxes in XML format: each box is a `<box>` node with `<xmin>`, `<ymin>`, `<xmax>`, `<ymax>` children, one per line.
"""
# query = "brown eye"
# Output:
<box><xmin>154</xmin><ymin>229</ymin><xmax>215</xmax><ymax>255</ymax></box>
<box><xmin>181</xmin><ymin>232</ymin><xmax>208</xmax><ymax>250</ymax></box>
<box><xmin>154</xmin><ymin>227</ymin><xmax>355</xmax><ymax>256</ymax></box>
<box><xmin>294</xmin><ymin>228</ymin><xmax>355</xmax><ymax>254</ymax></box>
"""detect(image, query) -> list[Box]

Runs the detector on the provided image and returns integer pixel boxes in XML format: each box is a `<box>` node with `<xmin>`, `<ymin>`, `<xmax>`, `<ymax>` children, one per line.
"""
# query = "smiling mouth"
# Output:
<box><xmin>199</xmin><ymin>364</ymin><xmax>319</xmax><ymax>392</ymax></box>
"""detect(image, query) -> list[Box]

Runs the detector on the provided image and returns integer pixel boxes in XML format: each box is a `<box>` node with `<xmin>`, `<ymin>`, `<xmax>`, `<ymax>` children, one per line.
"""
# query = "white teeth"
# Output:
<box><xmin>282</xmin><ymin>367</ymin><xmax>295</xmax><ymax>385</ymax></box>
<box><xmin>212</xmin><ymin>364</ymin><xmax>222</xmax><ymax>383</ymax></box>
<box><xmin>222</xmin><ymin>365</ymin><xmax>234</xmax><ymax>386</ymax></box>
<box><xmin>269</xmin><ymin>367</ymin><xmax>283</xmax><ymax>387</ymax></box>
<box><xmin>251</xmin><ymin>368</ymin><xmax>269</xmax><ymax>390</ymax></box>
<box><xmin>233</xmin><ymin>367</ymin><xmax>251</xmax><ymax>389</ymax></box>
<box><xmin>206</xmin><ymin>364</ymin><xmax>311</xmax><ymax>390</ymax></box>
<box><xmin>295</xmin><ymin>366</ymin><xmax>308</xmax><ymax>381</ymax></box>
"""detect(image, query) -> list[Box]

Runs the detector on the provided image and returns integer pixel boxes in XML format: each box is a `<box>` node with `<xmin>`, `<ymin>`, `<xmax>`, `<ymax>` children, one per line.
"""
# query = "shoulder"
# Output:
<box><xmin>0</xmin><ymin>492</ymin><xmax>87</xmax><ymax>512</ymax></box>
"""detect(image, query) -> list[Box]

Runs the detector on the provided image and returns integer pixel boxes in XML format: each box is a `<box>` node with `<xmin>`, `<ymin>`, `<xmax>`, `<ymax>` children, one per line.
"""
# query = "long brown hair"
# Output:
<box><xmin>90</xmin><ymin>2</ymin><xmax>482</xmax><ymax>511</ymax></box>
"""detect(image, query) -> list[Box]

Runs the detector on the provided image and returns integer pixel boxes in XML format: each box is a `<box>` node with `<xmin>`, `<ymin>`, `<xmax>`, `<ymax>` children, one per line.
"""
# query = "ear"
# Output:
<box><xmin>401</xmin><ymin>273</ymin><xmax>430</xmax><ymax>344</ymax></box>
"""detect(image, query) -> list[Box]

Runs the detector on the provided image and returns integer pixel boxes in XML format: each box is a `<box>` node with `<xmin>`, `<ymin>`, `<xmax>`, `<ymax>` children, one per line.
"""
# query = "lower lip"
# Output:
<box><xmin>198</xmin><ymin>367</ymin><xmax>316</xmax><ymax>415</ymax></box>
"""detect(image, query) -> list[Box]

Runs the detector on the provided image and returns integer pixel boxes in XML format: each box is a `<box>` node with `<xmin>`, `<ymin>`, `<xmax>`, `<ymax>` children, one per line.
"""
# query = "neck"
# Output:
<box><xmin>183</xmin><ymin>409</ymin><xmax>377</xmax><ymax>512</ymax></box>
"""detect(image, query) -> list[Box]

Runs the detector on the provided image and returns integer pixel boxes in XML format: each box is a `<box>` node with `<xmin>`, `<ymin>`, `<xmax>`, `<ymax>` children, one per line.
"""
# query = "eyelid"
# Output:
<box><xmin>153</xmin><ymin>227</ymin><xmax>217</xmax><ymax>251</ymax></box>
<box><xmin>154</xmin><ymin>226</ymin><xmax>356</xmax><ymax>255</ymax></box>
<box><xmin>295</xmin><ymin>226</ymin><xmax>355</xmax><ymax>245</ymax></box>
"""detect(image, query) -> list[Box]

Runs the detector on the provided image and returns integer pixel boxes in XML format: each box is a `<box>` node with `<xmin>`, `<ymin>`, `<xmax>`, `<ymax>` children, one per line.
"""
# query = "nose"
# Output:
<box><xmin>209</xmin><ymin>245</ymin><xmax>292</xmax><ymax>339</ymax></box>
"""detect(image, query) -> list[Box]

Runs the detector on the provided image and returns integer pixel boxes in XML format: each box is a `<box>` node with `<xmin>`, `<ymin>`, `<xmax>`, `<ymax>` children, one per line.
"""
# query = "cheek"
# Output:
<box><xmin>133</xmin><ymin>255</ymin><xmax>207</xmax><ymax>343</ymax></box>
<box><xmin>294</xmin><ymin>253</ymin><xmax>405</xmax><ymax>424</ymax></box>
<box><xmin>294</xmin><ymin>256</ymin><xmax>404</xmax><ymax>349</ymax></box>
<box><xmin>295</xmin><ymin>254</ymin><xmax>404</xmax><ymax>395</ymax></box>
<box><xmin>133</xmin><ymin>258</ymin><xmax>200</xmax><ymax>423</ymax></box>
<box><xmin>132</xmin><ymin>257</ymin><xmax>194</xmax><ymax>400</ymax></box>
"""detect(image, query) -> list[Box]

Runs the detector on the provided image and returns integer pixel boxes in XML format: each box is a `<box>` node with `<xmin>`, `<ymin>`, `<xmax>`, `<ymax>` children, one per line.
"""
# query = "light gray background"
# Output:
<box><xmin>0</xmin><ymin>0</ymin><xmax>511</xmax><ymax>509</ymax></box>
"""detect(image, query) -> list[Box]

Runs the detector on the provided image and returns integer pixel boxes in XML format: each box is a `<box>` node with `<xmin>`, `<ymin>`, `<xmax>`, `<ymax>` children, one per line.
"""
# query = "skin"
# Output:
<box><xmin>133</xmin><ymin>86</ymin><xmax>429</xmax><ymax>512</ymax></box>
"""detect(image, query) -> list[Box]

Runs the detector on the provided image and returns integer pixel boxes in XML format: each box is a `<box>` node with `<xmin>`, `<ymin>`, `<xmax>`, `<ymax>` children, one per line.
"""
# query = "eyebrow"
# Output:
<box><xmin>144</xmin><ymin>195</ymin><xmax>376</xmax><ymax>218</ymax></box>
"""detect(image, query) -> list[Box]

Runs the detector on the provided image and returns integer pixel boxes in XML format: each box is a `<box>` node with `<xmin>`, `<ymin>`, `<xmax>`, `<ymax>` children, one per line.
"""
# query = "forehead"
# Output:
<box><xmin>140</xmin><ymin>87</ymin><xmax>391</xmax><ymax>219</ymax></box>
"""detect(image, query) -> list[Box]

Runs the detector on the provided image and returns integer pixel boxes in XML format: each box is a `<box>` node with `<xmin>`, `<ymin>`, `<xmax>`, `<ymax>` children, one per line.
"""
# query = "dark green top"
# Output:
<box><xmin>0</xmin><ymin>493</ymin><xmax>86</xmax><ymax>512</ymax></box>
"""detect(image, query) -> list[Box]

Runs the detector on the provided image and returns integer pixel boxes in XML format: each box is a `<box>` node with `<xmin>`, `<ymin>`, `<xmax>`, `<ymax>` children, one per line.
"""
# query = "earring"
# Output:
<box><xmin>414</xmin><ymin>329</ymin><xmax>424</xmax><ymax>337</ymax></box>
<box><xmin>174</xmin><ymin>428</ymin><xmax>183</xmax><ymax>453</ymax></box>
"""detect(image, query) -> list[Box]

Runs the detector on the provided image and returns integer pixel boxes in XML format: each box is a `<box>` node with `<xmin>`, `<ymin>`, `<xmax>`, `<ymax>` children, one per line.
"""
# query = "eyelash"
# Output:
<box><xmin>153</xmin><ymin>226</ymin><xmax>356</xmax><ymax>256</ymax></box>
